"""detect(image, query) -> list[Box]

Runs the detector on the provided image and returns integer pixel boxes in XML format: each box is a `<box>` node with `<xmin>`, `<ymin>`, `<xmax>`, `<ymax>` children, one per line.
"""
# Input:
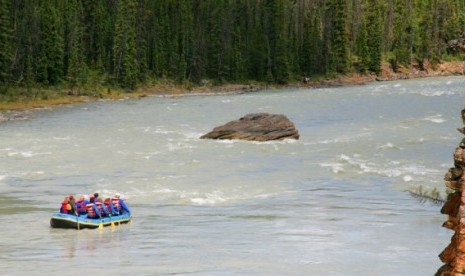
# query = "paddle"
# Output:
<box><xmin>96</xmin><ymin>202</ymin><xmax>104</xmax><ymax>229</ymax></box>
<box><xmin>98</xmin><ymin>205</ymin><xmax>103</xmax><ymax>229</ymax></box>
<box><xmin>98</xmin><ymin>217</ymin><xmax>103</xmax><ymax>229</ymax></box>
<box><xmin>108</xmin><ymin>200</ymin><xmax>117</xmax><ymax>228</ymax></box>
<box><xmin>110</xmin><ymin>216</ymin><xmax>115</xmax><ymax>228</ymax></box>
<box><xmin>76</xmin><ymin>214</ymin><xmax>80</xmax><ymax>230</ymax></box>
<box><xmin>74</xmin><ymin>209</ymin><xmax>80</xmax><ymax>230</ymax></box>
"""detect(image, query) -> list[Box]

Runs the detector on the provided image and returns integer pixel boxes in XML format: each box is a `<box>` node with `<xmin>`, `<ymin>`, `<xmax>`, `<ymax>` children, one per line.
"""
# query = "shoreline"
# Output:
<box><xmin>1</xmin><ymin>60</ymin><xmax>464</xmax><ymax>123</ymax></box>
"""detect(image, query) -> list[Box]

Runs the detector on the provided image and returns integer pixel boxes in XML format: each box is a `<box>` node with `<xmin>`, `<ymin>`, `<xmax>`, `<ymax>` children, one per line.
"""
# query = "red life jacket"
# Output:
<box><xmin>112</xmin><ymin>198</ymin><xmax>122</xmax><ymax>212</ymax></box>
<box><xmin>86</xmin><ymin>203</ymin><xmax>97</xmax><ymax>218</ymax></box>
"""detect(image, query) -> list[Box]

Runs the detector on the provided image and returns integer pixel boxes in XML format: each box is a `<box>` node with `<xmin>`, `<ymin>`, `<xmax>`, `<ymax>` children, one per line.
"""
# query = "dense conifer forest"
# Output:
<box><xmin>0</xmin><ymin>0</ymin><xmax>464</xmax><ymax>96</ymax></box>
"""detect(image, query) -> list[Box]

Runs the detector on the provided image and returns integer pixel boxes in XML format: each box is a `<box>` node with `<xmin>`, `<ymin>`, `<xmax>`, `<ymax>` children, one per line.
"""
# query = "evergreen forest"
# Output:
<box><xmin>0</xmin><ymin>0</ymin><xmax>464</xmax><ymax>95</ymax></box>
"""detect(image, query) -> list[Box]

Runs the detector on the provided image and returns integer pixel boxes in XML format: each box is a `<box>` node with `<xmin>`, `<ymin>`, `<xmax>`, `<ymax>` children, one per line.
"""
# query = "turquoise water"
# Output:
<box><xmin>0</xmin><ymin>76</ymin><xmax>464</xmax><ymax>275</ymax></box>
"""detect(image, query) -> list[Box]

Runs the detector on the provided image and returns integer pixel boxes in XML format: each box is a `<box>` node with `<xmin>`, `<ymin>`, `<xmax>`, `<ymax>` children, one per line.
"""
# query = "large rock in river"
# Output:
<box><xmin>200</xmin><ymin>113</ymin><xmax>299</xmax><ymax>141</ymax></box>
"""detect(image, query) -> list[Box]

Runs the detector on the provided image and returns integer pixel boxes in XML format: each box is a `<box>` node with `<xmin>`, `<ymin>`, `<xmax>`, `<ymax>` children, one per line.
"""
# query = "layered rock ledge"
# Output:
<box><xmin>200</xmin><ymin>113</ymin><xmax>299</xmax><ymax>141</ymax></box>
<box><xmin>437</xmin><ymin>107</ymin><xmax>465</xmax><ymax>275</ymax></box>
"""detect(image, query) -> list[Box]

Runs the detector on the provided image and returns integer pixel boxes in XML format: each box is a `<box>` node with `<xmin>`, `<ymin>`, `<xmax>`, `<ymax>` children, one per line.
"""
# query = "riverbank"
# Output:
<box><xmin>1</xmin><ymin>60</ymin><xmax>464</xmax><ymax>123</ymax></box>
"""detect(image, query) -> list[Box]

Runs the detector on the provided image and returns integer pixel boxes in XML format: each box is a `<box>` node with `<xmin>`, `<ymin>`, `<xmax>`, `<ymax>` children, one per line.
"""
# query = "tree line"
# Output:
<box><xmin>0</xmin><ymin>0</ymin><xmax>464</xmax><ymax>93</ymax></box>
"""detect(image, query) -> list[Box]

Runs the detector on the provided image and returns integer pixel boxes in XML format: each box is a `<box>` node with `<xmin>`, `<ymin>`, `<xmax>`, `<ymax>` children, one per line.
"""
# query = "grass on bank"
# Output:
<box><xmin>0</xmin><ymin>75</ymin><xmax>275</xmax><ymax>111</ymax></box>
<box><xmin>0</xmin><ymin>79</ymin><xmax>220</xmax><ymax>111</ymax></box>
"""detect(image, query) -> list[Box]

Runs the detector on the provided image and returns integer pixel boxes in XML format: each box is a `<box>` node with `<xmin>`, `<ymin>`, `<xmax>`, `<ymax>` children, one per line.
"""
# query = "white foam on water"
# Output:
<box><xmin>7</xmin><ymin>151</ymin><xmax>52</xmax><ymax>158</ymax></box>
<box><xmin>324</xmin><ymin>154</ymin><xmax>442</xmax><ymax>184</ymax></box>
<box><xmin>177</xmin><ymin>190</ymin><xmax>227</xmax><ymax>205</ymax></box>
<box><xmin>423</xmin><ymin>114</ymin><xmax>445</xmax><ymax>123</ymax></box>
<box><xmin>166</xmin><ymin>142</ymin><xmax>195</xmax><ymax>152</ymax></box>
<box><xmin>94</xmin><ymin>189</ymin><xmax>129</xmax><ymax>200</ymax></box>
<box><xmin>320</xmin><ymin>163</ymin><xmax>345</xmax><ymax>174</ymax></box>
<box><xmin>217</xmin><ymin>139</ymin><xmax>237</xmax><ymax>144</ymax></box>
<box><xmin>17</xmin><ymin>171</ymin><xmax>47</xmax><ymax>181</ymax></box>
<box><xmin>135</xmin><ymin>151</ymin><xmax>160</xmax><ymax>159</ymax></box>
<box><xmin>138</xmin><ymin>126</ymin><xmax>152</xmax><ymax>132</ymax></box>
<box><xmin>183</xmin><ymin>131</ymin><xmax>204</xmax><ymax>140</ymax></box>
<box><xmin>52</xmin><ymin>136</ymin><xmax>70</xmax><ymax>140</ymax></box>
<box><xmin>419</xmin><ymin>90</ymin><xmax>454</xmax><ymax>97</ymax></box>
<box><xmin>190</xmin><ymin>195</ymin><xmax>226</xmax><ymax>205</ymax></box>
<box><xmin>377</xmin><ymin>142</ymin><xmax>402</xmax><ymax>150</ymax></box>
<box><xmin>403</xmin><ymin>175</ymin><xmax>413</xmax><ymax>182</ymax></box>
<box><xmin>282</xmin><ymin>138</ymin><xmax>298</xmax><ymax>144</ymax></box>
<box><xmin>309</xmin><ymin>132</ymin><xmax>372</xmax><ymax>146</ymax></box>
<box><xmin>406</xmin><ymin>137</ymin><xmax>426</xmax><ymax>144</ymax></box>
<box><xmin>152</xmin><ymin>126</ymin><xmax>177</xmax><ymax>135</ymax></box>
<box><xmin>440</xmin><ymin>135</ymin><xmax>458</xmax><ymax>141</ymax></box>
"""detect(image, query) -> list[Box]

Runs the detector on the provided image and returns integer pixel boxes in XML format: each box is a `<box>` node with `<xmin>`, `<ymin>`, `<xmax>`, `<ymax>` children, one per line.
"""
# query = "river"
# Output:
<box><xmin>0</xmin><ymin>76</ymin><xmax>464</xmax><ymax>275</ymax></box>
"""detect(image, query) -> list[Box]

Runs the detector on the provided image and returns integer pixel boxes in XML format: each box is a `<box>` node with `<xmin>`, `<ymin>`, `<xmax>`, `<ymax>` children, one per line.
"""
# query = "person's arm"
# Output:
<box><xmin>120</xmin><ymin>200</ymin><xmax>131</xmax><ymax>214</ymax></box>
<box><xmin>93</xmin><ymin>205</ymin><xmax>102</xmax><ymax>218</ymax></box>
<box><xmin>102</xmin><ymin>204</ymin><xmax>110</xmax><ymax>215</ymax></box>
<box><xmin>71</xmin><ymin>202</ymin><xmax>78</xmax><ymax>216</ymax></box>
<box><xmin>109</xmin><ymin>201</ymin><xmax>118</xmax><ymax>215</ymax></box>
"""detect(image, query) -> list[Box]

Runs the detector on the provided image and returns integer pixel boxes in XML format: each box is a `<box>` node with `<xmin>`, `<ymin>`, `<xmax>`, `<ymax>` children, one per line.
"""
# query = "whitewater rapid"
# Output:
<box><xmin>0</xmin><ymin>76</ymin><xmax>464</xmax><ymax>275</ymax></box>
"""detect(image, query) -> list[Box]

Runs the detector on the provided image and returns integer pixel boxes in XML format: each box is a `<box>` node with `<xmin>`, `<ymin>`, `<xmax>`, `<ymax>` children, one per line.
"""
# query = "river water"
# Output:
<box><xmin>0</xmin><ymin>76</ymin><xmax>464</xmax><ymax>275</ymax></box>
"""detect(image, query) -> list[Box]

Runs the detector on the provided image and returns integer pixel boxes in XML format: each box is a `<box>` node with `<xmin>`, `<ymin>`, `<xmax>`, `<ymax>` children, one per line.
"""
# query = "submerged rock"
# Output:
<box><xmin>200</xmin><ymin>113</ymin><xmax>299</xmax><ymax>141</ymax></box>
<box><xmin>0</xmin><ymin>110</ymin><xmax>31</xmax><ymax>123</ymax></box>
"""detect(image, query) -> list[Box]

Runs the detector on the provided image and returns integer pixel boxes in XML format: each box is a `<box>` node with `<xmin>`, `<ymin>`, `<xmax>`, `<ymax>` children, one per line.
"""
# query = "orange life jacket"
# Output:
<box><xmin>86</xmin><ymin>203</ymin><xmax>97</xmax><ymax>218</ymax></box>
<box><xmin>61</xmin><ymin>201</ymin><xmax>70</xmax><ymax>214</ymax></box>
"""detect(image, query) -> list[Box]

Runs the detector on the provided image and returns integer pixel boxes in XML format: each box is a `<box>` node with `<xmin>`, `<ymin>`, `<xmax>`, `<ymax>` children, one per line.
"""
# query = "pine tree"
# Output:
<box><xmin>204</xmin><ymin>0</ymin><xmax>226</xmax><ymax>81</ymax></box>
<box><xmin>366</xmin><ymin>0</ymin><xmax>383</xmax><ymax>74</ymax></box>
<box><xmin>113</xmin><ymin>0</ymin><xmax>139</xmax><ymax>90</ymax></box>
<box><xmin>172</xmin><ymin>0</ymin><xmax>193</xmax><ymax>81</ymax></box>
<box><xmin>301</xmin><ymin>8</ymin><xmax>324</xmax><ymax>76</ymax></box>
<box><xmin>37</xmin><ymin>3</ymin><xmax>64</xmax><ymax>85</ymax></box>
<box><xmin>324</xmin><ymin>0</ymin><xmax>350</xmax><ymax>74</ymax></box>
<box><xmin>227</xmin><ymin>1</ymin><xmax>247</xmax><ymax>81</ymax></box>
<box><xmin>135</xmin><ymin>0</ymin><xmax>148</xmax><ymax>83</ymax></box>
<box><xmin>0</xmin><ymin>0</ymin><xmax>12</xmax><ymax>86</ymax></box>
<box><xmin>148</xmin><ymin>0</ymin><xmax>168</xmax><ymax>77</ymax></box>
<box><xmin>391</xmin><ymin>0</ymin><xmax>414</xmax><ymax>70</ymax></box>
<box><xmin>64</xmin><ymin>0</ymin><xmax>87</xmax><ymax>93</ymax></box>
<box><xmin>2</xmin><ymin>0</ymin><xmax>465</xmax><ymax>92</ymax></box>
<box><xmin>10</xmin><ymin>0</ymin><xmax>40</xmax><ymax>90</ymax></box>
<box><xmin>245</xmin><ymin>1</ymin><xmax>267</xmax><ymax>81</ymax></box>
<box><xmin>189</xmin><ymin>0</ymin><xmax>208</xmax><ymax>83</ymax></box>
<box><xmin>265</xmin><ymin>0</ymin><xmax>290</xmax><ymax>84</ymax></box>
<box><xmin>355</xmin><ymin>16</ymin><xmax>369</xmax><ymax>72</ymax></box>
<box><xmin>415</xmin><ymin>0</ymin><xmax>434</xmax><ymax>63</ymax></box>
<box><xmin>310</xmin><ymin>10</ymin><xmax>324</xmax><ymax>75</ymax></box>
<box><xmin>82</xmin><ymin>0</ymin><xmax>113</xmax><ymax>72</ymax></box>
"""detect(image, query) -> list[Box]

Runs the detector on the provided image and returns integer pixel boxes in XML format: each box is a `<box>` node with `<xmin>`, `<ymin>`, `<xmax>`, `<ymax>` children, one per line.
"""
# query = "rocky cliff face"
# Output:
<box><xmin>437</xmin><ymin>108</ymin><xmax>465</xmax><ymax>275</ymax></box>
<box><xmin>200</xmin><ymin>113</ymin><xmax>299</xmax><ymax>141</ymax></box>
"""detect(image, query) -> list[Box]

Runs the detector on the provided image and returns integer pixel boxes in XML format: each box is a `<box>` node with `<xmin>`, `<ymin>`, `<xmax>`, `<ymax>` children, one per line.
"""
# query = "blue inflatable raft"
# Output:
<box><xmin>50</xmin><ymin>212</ymin><xmax>132</xmax><ymax>230</ymax></box>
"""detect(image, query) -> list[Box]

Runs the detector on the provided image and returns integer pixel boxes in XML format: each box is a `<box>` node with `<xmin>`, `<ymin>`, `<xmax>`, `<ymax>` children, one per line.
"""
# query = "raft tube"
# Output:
<box><xmin>50</xmin><ymin>212</ymin><xmax>132</xmax><ymax>229</ymax></box>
